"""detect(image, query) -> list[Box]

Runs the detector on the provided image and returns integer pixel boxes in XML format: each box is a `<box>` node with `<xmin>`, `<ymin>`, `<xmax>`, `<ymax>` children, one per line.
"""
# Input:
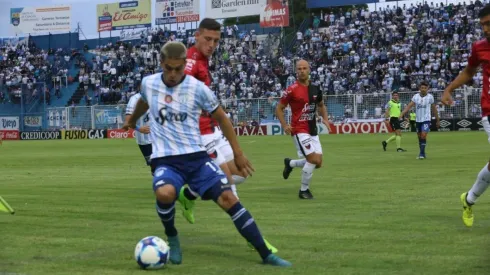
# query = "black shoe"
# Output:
<box><xmin>283</xmin><ymin>158</ymin><xmax>293</xmax><ymax>180</ymax></box>
<box><xmin>299</xmin><ymin>189</ymin><xmax>314</xmax><ymax>199</ymax></box>
<box><xmin>382</xmin><ymin>141</ymin><xmax>387</xmax><ymax>151</ymax></box>
<box><xmin>397</xmin><ymin>148</ymin><xmax>407</xmax><ymax>152</ymax></box>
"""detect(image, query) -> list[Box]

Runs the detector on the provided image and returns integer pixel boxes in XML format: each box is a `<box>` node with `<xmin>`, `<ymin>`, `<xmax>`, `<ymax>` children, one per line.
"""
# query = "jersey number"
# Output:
<box><xmin>143</xmin><ymin>114</ymin><xmax>150</xmax><ymax>123</ymax></box>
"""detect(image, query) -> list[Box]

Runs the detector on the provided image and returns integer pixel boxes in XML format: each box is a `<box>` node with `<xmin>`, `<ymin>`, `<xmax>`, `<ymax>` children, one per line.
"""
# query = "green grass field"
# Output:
<box><xmin>1</xmin><ymin>132</ymin><xmax>490</xmax><ymax>275</ymax></box>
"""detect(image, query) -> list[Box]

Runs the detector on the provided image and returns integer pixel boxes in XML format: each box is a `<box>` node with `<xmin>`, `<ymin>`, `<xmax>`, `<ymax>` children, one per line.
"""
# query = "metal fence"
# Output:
<box><xmin>0</xmin><ymin>87</ymin><xmax>482</xmax><ymax>130</ymax></box>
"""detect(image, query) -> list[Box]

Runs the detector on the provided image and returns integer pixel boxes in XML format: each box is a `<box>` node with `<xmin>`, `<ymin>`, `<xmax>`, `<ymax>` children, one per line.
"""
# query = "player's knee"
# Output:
<box><xmin>217</xmin><ymin>190</ymin><xmax>238</xmax><ymax>211</ymax></box>
<box><xmin>155</xmin><ymin>185</ymin><xmax>177</xmax><ymax>204</ymax></box>
<box><xmin>316</xmin><ymin>158</ymin><xmax>323</xmax><ymax>168</ymax></box>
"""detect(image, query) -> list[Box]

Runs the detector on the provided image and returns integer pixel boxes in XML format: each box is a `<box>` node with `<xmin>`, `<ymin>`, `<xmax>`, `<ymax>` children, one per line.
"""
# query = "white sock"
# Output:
<box><xmin>301</xmin><ymin>162</ymin><xmax>316</xmax><ymax>191</ymax></box>
<box><xmin>231</xmin><ymin>184</ymin><xmax>239</xmax><ymax>199</ymax></box>
<box><xmin>290</xmin><ymin>159</ymin><xmax>307</xmax><ymax>168</ymax></box>
<box><xmin>232</xmin><ymin>175</ymin><xmax>247</xmax><ymax>184</ymax></box>
<box><xmin>467</xmin><ymin>162</ymin><xmax>490</xmax><ymax>204</ymax></box>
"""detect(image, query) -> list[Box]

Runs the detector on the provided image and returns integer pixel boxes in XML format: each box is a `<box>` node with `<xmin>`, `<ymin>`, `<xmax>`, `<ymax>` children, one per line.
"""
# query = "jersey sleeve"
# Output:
<box><xmin>196</xmin><ymin>82</ymin><xmax>220</xmax><ymax>114</ymax></box>
<box><xmin>429</xmin><ymin>94</ymin><xmax>435</xmax><ymax>105</ymax></box>
<box><xmin>468</xmin><ymin>42</ymin><xmax>481</xmax><ymax>68</ymax></box>
<box><xmin>185</xmin><ymin>58</ymin><xmax>208</xmax><ymax>84</ymax></box>
<box><xmin>411</xmin><ymin>94</ymin><xmax>417</xmax><ymax>103</ymax></box>
<box><xmin>279</xmin><ymin>86</ymin><xmax>293</xmax><ymax>105</ymax></box>
<box><xmin>125</xmin><ymin>95</ymin><xmax>137</xmax><ymax>115</ymax></box>
<box><xmin>316</xmin><ymin>86</ymin><xmax>323</xmax><ymax>103</ymax></box>
<box><xmin>385</xmin><ymin>101</ymin><xmax>391</xmax><ymax>109</ymax></box>
<box><xmin>139</xmin><ymin>77</ymin><xmax>149</xmax><ymax>103</ymax></box>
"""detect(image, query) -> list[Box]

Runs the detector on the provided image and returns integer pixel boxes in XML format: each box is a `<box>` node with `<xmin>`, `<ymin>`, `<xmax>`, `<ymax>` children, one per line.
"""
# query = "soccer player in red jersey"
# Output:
<box><xmin>442</xmin><ymin>4</ymin><xmax>490</xmax><ymax>227</ymax></box>
<box><xmin>177</xmin><ymin>18</ymin><xmax>277</xmax><ymax>252</ymax></box>
<box><xmin>276</xmin><ymin>60</ymin><xmax>331</xmax><ymax>199</ymax></box>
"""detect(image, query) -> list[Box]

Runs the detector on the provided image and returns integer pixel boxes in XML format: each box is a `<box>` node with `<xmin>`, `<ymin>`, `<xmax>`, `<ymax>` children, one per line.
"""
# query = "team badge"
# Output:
<box><xmin>305</xmin><ymin>144</ymin><xmax>311</xmax><ymax>150</ymax></box>
<box><xmin>155</xmin><ymin>168</ymin><xmax>166</xmax><ymax>177</ymax></box>
<box><xmin>165</xmin><ymin>95</ymin><xmax>173</xmax><ymax>103</ymax></box>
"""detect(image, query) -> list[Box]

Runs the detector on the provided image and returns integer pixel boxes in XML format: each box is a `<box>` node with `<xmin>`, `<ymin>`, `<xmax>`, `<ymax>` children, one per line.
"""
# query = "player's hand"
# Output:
<box><xmin>234</xmin><ymin>153</ymin><xmax>255</xmax><ymax>177</ymax></box>
<box><xmin>139</xmin><ymin>126</ymin><xmax>150</xmax><ymax>134</ymax></box>
<box><xmin>122</xmin><ymin>120</ymin><xmax>136</xmax><ymax>131</ymax></box>
<box><xmin>442</xmin><ymin>89</ymin><xmax>453</xmax><ymax>106</ymax></box>
<box><xmin>284</xmin><ymin>125</ymin><xmax>292</xmax><ymax>135</ymax></box>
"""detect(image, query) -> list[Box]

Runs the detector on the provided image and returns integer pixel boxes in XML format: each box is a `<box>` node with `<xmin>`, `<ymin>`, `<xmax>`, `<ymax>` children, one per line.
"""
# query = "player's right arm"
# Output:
<box><xmin>443</xmin><ymin>43</ymin><xmax>480</xmax><ymax>105</ymax></box>
<box><xmin>399</xmin><ymin>101</ymin><xmax>415</xmax><ymax>119</ymax></box>
<box><xmin>276</xmin><ymin>88</ymin><xmax>292</xmax><ymax>135</ymax></box>
<box><xmin>384</xmin><ymin>102</ymin><xmax>391</xmax><ymax>120</ymax></box>
<box><xmin>123</xmin><ymin>79</ymin><xmax>149</xmax><ymax>130</ymax></box>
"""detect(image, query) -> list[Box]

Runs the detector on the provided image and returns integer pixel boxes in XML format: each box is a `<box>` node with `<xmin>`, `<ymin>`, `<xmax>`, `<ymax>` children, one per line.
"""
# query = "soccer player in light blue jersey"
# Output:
<box><xmin>123</xmin><ymin>42</ymin><xmax>291</xmax><ymax>267</ymax></box>
<box><xmin>125</xmin><ymin>93</ymin><xmax>153</xmax><ymax>171</ymax></box>
<box><xmin>400</xmin><ymin>81</ymin><xmax>440</xmax><ymax>159</ymax></box>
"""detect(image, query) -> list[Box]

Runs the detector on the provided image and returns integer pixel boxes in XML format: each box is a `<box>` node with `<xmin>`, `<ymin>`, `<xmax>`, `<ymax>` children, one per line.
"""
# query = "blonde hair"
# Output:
<box><xmin>160</xmin><ymin>42</ymin><xmax>187</xmax><ymax>61</ymax></box>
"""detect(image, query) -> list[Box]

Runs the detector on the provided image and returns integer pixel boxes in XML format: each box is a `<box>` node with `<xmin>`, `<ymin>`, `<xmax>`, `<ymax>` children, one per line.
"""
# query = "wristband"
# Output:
<box><xmin>135</xmin><ymin>125</ymin><xmax>140</xmax><ymax>132</ymax></box>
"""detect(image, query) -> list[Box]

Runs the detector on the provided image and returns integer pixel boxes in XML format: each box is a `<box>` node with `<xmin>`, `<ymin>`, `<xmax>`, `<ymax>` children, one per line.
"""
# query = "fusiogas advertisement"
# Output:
<box><xmin>63</xmin><ymin>130</ymin><xmax>88</xmax><ymax>139</ymax></box>
<box><xmin>20</xmin><ymin>131</ymin><xmax>62</xmax><ymax>140</ymax></box>
<box><xmin>88</xmin><ymin>129</ymin><xmax>107</xmax><ymax>139</ymax></box>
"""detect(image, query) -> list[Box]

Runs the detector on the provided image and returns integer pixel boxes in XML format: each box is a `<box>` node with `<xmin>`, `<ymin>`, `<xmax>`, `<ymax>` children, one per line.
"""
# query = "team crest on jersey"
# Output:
<box><xmin>165</xmin><ymin>95</ymin><xmax>173</xmax><ymax>103</ymax></box>
<box><xmin>305</xmin><ymin>144</ymin><xmax>311</xmax><ymax>150</ymax></box>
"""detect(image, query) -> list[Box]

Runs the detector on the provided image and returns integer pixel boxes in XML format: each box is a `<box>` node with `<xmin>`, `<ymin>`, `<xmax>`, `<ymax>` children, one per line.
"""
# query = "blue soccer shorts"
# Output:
<box><xmin>151</xmin><ymin>151</ymin><xmax>231</xmax><ymax>201</ymax></box>
<box><xmin>416</xmin><ymin>121</ymin><xmax>431</xmax><ymax>133</ymax></box>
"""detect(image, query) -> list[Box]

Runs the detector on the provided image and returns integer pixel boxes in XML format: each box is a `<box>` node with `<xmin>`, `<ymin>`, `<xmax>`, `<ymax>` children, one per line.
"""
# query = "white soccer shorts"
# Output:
<box><xmin>202</xmin><ymin>133</ymin><xmax>227</xmax><ymax>166</ymax></box>
<box><xmin>482</xmin><ymin>116</ymin><xmax>490</xmax><ymax>143</ymax></box>
<box><xmin>214</xmin><ymin>129</ymin><xmax>234</xmax><ymax>163</ymax></box>
<box><xmin>293</xmin><ymin>133</ymin><xmax>323</xmax><ymax>158</ymax></box>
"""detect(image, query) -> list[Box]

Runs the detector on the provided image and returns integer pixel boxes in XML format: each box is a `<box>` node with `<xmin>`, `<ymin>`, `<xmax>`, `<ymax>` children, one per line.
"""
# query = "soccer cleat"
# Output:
<box><xmin>247</xmin><ymin>238</ymin><xmax>279</xmax><ymax>254</ymax></box>
<box><xmin>282</xmin><ymin>158</ymin><xmax>293</xmax><ymax>180</ymax></box>
<box><xmin>177</xmin><ymin>188</ymin><xmax>195</xmax><ymax>224</ymax></box>
<box><xmin>397</xmin><ymin>148</ymin><xmax>406</xmax><ymax>152</ymax></box>
<box><xmin>167</xmin><ymin>236</ymin><xmax>182</xmax><ymax>264</ymax></box>
<box><xmin>299</xmin><ymin>189</ymin><xmax>313</xmax><ymax>199</ymax></box>
<box><xmin>460</xmin><ymin>192</ymin><xmax>474</xmax><ymax>227</ymax></box>
<box><xmin>263</xmin><ymin>254</ymin><xmax>292</xmax><ymax>267</ymax></box>
<box><xmin>417</xmin><ymin>155</ymin><xmax>425</xmax><ymax>160</ymax></box>
<box><xmin>382</xmin><ymin>141</ymin><xmax>387</xmax><ymax>151</ymax></box>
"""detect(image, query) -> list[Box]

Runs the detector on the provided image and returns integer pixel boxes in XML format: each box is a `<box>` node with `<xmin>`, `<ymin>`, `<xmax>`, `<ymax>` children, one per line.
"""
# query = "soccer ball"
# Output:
<box><xmin>134</xmin><ymin>236</ymin><xmax>170</xmax><ymax>269</ymax></box>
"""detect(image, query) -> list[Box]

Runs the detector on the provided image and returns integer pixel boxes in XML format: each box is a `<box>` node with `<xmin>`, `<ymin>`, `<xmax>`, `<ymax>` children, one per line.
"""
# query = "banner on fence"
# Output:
<box><xmin>260</xmin><ymin>0</ymin><xmax>289</xmax><ymax>28</ymax></box>
<box><xmin>63</xmin><ymin>130</ymin><xmax>88</xmax><ymax>140</ymax></box>
<box><xmin>95</xmin><ymin>109</ymin><xmax>123</xmax><ymax>127</ymax></box>
<box><xmin>234</xmin><ymin>126</ymin><xmax>267</xmax><ymax>136</ymax></box>
<box><xmin>97</xmin><ymin>0</ymin><xmax>151</xmax><ymax>31</ymax></box>
<box><xmin>155</xmin><ymin>0</ymin><xmax>200</xmax><ymax>25</ymax></box>
<box><xmin>10</xmin><ymin>5</ymin><xmax>72</xmax><ymax>35</ymax></box>
<box><xmin>24</xmin><ymin>116</ymin><xmax>43</xmax><ymax>128</ymax></box>
<box><xmin>47</xmin><ymin>109</ymin><xmax>67</xmax><ymax>128</ymax></box>
<box><xmin>119</xmin><ymin>29</ymin><xmax>147</xmax><ymax>41</ymax></box>
<box><xmin>205</xmin><ymin>0</ymin><xmax>261</xmax><ymax>19</ymax></box>
<box><xmin>88</xmin><ymin>129</ymin><xmax>107</xmax><ymax>139</ymax></box>
<box><xmin>0</xmin><ymin>117</ymin><xmax>19</xmax><ymax>130</ymax></box>
<box><xmin>0</xmin><ymin>37</ymin><xmax>29</xmax><ymax>47</ymax></box>
<box><xmin>0</xmin><ymin>130</ymin><xmax>19</xmax><ymax>140</ymax></box>
<box><xmin>262</xmin><ymin>122</ymin><xmax>330</xmax><ymax>136</ymax></box>
<box><xmin>20</xmin><ymin>131</ymin><xmax>62</xmax><ymax>140</ymax></box>
<box><xmin>107</xmin><ymin>129</ymin><xmax>135</xmax><ymax>139</ymax></box>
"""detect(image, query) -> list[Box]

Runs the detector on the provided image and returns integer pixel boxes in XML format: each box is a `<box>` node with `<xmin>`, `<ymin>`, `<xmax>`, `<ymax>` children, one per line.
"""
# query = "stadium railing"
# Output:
<box><xmin>34</xmin><ymin>88</ymin><xmax>478</xmax><ymax>130</ymax></box>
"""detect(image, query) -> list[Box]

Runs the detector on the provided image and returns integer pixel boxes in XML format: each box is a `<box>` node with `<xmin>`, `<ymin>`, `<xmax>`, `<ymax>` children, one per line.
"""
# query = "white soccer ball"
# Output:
<box><xmin>134</xmin><ymin>236</ymin><xmax>170</xmax><ymax>270</ymax></box>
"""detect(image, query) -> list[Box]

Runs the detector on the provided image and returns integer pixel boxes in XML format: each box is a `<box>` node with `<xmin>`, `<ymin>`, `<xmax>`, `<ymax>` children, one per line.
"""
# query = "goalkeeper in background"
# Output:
<box><xmin>382</xmin><ymin>91</ymin><xmax>406</xmax><ymax>152</ymax></box>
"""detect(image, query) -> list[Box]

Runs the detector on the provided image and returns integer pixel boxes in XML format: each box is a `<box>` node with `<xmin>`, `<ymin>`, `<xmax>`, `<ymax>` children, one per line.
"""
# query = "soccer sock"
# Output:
<box><xmin>156</xmin><ymin>200</ymin><xmax>178</xmax><ymax>237</ymax></box>
<box><xmin>301</xmin><ymin>162</ymin><xmax>316</xmax><ymax>191</ymax></box>
<box><xmin>183</xmin><ymin>187</ymin><xmax>198</xmax><ymax>201</ymax></box>
<box><xmin>420</xmin><ymin>139</ymin><xmax>426</xmax><ymax>155</ymax></box>
<box><xmin>231</xmin><ymin>184</ymin><xmax>239</xmax><ymax>199</ymax></box>
<box><xmin>386</xmin><ymin>135</ymin><xmax>396</xmax><ymax>143</ymax></box>
<box><xmin>396</xmin><ymin>136</ymin><xmax>401</xmax><ymax>148</ymax></box>
<box><xmin>227</xmin><ymin>202</ymin><xmax>271</xmax><ymax>260</ymax></box>
<box><xmin>232</xmin><ymin>175</ymin><xmax>247</xmax><ymax>184</ymax></box>
<box><xmin>290</xmin><ymin>159</ymin><xmax>307</xmax><ymax>168</ymax></box>
<box><xmin>467</xmin><ymin>162</ymin><xmax>490</xmax><ymax>204</ymax></box>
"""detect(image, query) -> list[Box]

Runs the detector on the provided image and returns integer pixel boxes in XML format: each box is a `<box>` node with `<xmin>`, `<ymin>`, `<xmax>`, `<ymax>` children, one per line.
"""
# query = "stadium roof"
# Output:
<box><xmin>307</xmin><ymin>0</ymin><xmax>379</xmax><ymax>8</ymax></box>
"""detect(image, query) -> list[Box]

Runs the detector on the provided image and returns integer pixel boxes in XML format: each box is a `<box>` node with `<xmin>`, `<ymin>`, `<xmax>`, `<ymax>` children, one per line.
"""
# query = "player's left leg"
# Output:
<box><xmin>189</xmin><ymin>158</ymin><xmax>290</xmax><ymax>267</ymax></box>
<box><xmin>217</xmin><ymin>138</ymin><xmax>279</xmax><ymax>253</ymax></box>
<box><xmin>382</xmin><ymin>118</ymin><xmax>397</xmax><ymax>151</ymax></box>
<box><xmin>460</xmin><ymin>118</ymin><xmax>490</xmax><ymax>227</ymax></box>
<box><xmin>138</xmin><ymin>144</ymin><xmax>153</xmax><ymax>174</ymax></box>
<box><xmin>416</xmin><ymin>122</ymin><xmax>430</xmax><ymax>159</ymax></box>
<box><xmin>152</xmin><ymin>165</ymin><xmax>185</xmax><ymax>264</ymax></box>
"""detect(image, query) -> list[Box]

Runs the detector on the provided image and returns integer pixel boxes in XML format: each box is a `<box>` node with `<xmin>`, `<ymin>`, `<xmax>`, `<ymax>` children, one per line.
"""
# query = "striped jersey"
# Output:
<box><xmin>411</xmin><ymin>93</ymin><xmax>434</xmax><ymax>123</ymax></box>
<box><xmin>140</xmin><ymin>73</ymin><xmax>220</xmax><ymax>159</ymax></box>
<box><xmin>126</xmin><ymin>93</ymin><xmax>151</xmax><ymax>145</ymax></box>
